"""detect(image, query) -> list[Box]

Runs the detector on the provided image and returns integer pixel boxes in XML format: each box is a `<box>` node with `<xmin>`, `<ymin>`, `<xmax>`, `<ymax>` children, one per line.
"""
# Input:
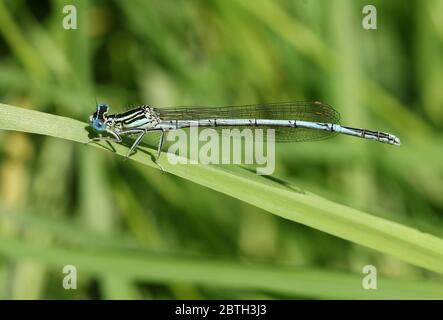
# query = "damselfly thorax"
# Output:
<box><xmin>106</xmin><ymin>105</ymin><xmax>161</xmax><ymax>131</ymax></box>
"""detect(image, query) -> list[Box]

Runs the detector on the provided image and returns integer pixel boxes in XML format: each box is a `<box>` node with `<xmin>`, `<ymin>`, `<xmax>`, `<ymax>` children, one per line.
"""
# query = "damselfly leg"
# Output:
<box><xmin>154</xmin><ymin>129</ymin><xmax>166</xmax><ymax>172</ymax></box>
<box><xmin>87</xmin><ymin>129</ymin><xmax>122</xmax><ymax>144</ymax></box>
<box><xmin>117</xmin><ymin>128</ymin><xmax>166</xmax><ymax>172</ymax></box>
<box><xmin>157</xmin><ymin>128</ymin><xmax>166</xmax><ymax>159</ymax></box>
<box><xmin>112</xmin><ymin>128</ymin><xmax>147</xmax><ymax>159</ymax></box>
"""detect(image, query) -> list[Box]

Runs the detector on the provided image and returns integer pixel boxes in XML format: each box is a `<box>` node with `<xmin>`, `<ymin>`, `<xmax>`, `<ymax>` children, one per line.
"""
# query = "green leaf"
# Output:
<box><xmin>0</xmin><ymin>235</ymin><xmax>443</xmax><ymax>299</ymax></box>
<box><xmin>2</xmin><ymin>102</ymin><xmax>443</xmax><ymax>275</ymax></box>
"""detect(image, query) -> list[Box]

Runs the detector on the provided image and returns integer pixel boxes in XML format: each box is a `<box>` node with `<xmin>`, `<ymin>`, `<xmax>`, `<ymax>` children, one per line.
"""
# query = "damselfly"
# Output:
<box><xmin>88</xmin><ymin>101</ymin><xmax>400</xmax><ymax>169</ymax></box>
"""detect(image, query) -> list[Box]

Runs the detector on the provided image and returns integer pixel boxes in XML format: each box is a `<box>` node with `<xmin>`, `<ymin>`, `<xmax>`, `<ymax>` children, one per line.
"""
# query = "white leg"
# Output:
<box><xmin>126</xmin><ymin>130</ymin><xmax>146</xmax><ymax>158</ymax></box>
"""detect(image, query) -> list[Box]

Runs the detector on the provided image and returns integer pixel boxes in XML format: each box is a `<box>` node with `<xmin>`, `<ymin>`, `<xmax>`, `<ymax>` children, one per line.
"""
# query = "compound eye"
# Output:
<box><xmin>91</xmin><ymin>119</ymin><xmax>107</xmax><ymax>132</ymax></box>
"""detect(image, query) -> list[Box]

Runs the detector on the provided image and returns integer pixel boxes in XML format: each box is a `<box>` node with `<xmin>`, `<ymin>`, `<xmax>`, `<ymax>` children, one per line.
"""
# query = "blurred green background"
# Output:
<box><xmin>0</xmin><ymin>0</ymin><xmax>443</xmax><ymax>299</ymax></box>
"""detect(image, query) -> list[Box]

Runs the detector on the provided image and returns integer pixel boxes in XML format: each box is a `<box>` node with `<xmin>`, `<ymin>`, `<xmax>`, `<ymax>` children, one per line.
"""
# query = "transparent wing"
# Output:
<box><xmin>154</xmin><ymin>101</ymin><xmax>341</xmax><ymax>142</ymax></box>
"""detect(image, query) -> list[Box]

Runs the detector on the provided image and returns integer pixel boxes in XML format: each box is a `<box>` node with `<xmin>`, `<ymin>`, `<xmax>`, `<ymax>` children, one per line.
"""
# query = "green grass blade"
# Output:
<box><xmin>2</xmin><ymin>102</ymin><xmax>443</xmax><ymax>274</ymax></box>
<box><xmin>0</xmin><ymin>236</ymin><xmax>442</xmax><ymax>299</ymax></box>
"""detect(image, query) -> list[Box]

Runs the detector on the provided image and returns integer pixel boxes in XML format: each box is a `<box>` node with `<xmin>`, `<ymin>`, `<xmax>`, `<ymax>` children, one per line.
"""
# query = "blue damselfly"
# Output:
<box><xmin>89</xmin><ymin>101</ymin><xmax>400</xmax><ymax>169</ymax></box>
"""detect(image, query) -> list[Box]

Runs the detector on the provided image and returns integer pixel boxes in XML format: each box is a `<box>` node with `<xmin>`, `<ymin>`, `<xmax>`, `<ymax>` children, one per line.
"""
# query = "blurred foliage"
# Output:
<box><xmin>0</xmin><ymin>0</ymin><xmax>442</xmax><ymax>299</ymax></box>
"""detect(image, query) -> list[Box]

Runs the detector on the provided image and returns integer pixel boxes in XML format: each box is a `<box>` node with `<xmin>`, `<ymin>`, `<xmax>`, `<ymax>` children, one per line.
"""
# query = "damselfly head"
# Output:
<box><xmin>89</xmin><ymin>103</ymin><xmax>109</xmax><ymax>132</ymax></box>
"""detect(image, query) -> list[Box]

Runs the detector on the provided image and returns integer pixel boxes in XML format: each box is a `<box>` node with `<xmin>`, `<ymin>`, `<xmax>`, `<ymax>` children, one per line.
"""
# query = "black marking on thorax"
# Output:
<box><xmin>114</xmin><ymin>107</ymin><xmax>146</xmax><ymax>121</ymax></box>
<box><xmin>106</xmin><ymin>105</ymin><xmax>161</xmax><ymax>129</ymax></box>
